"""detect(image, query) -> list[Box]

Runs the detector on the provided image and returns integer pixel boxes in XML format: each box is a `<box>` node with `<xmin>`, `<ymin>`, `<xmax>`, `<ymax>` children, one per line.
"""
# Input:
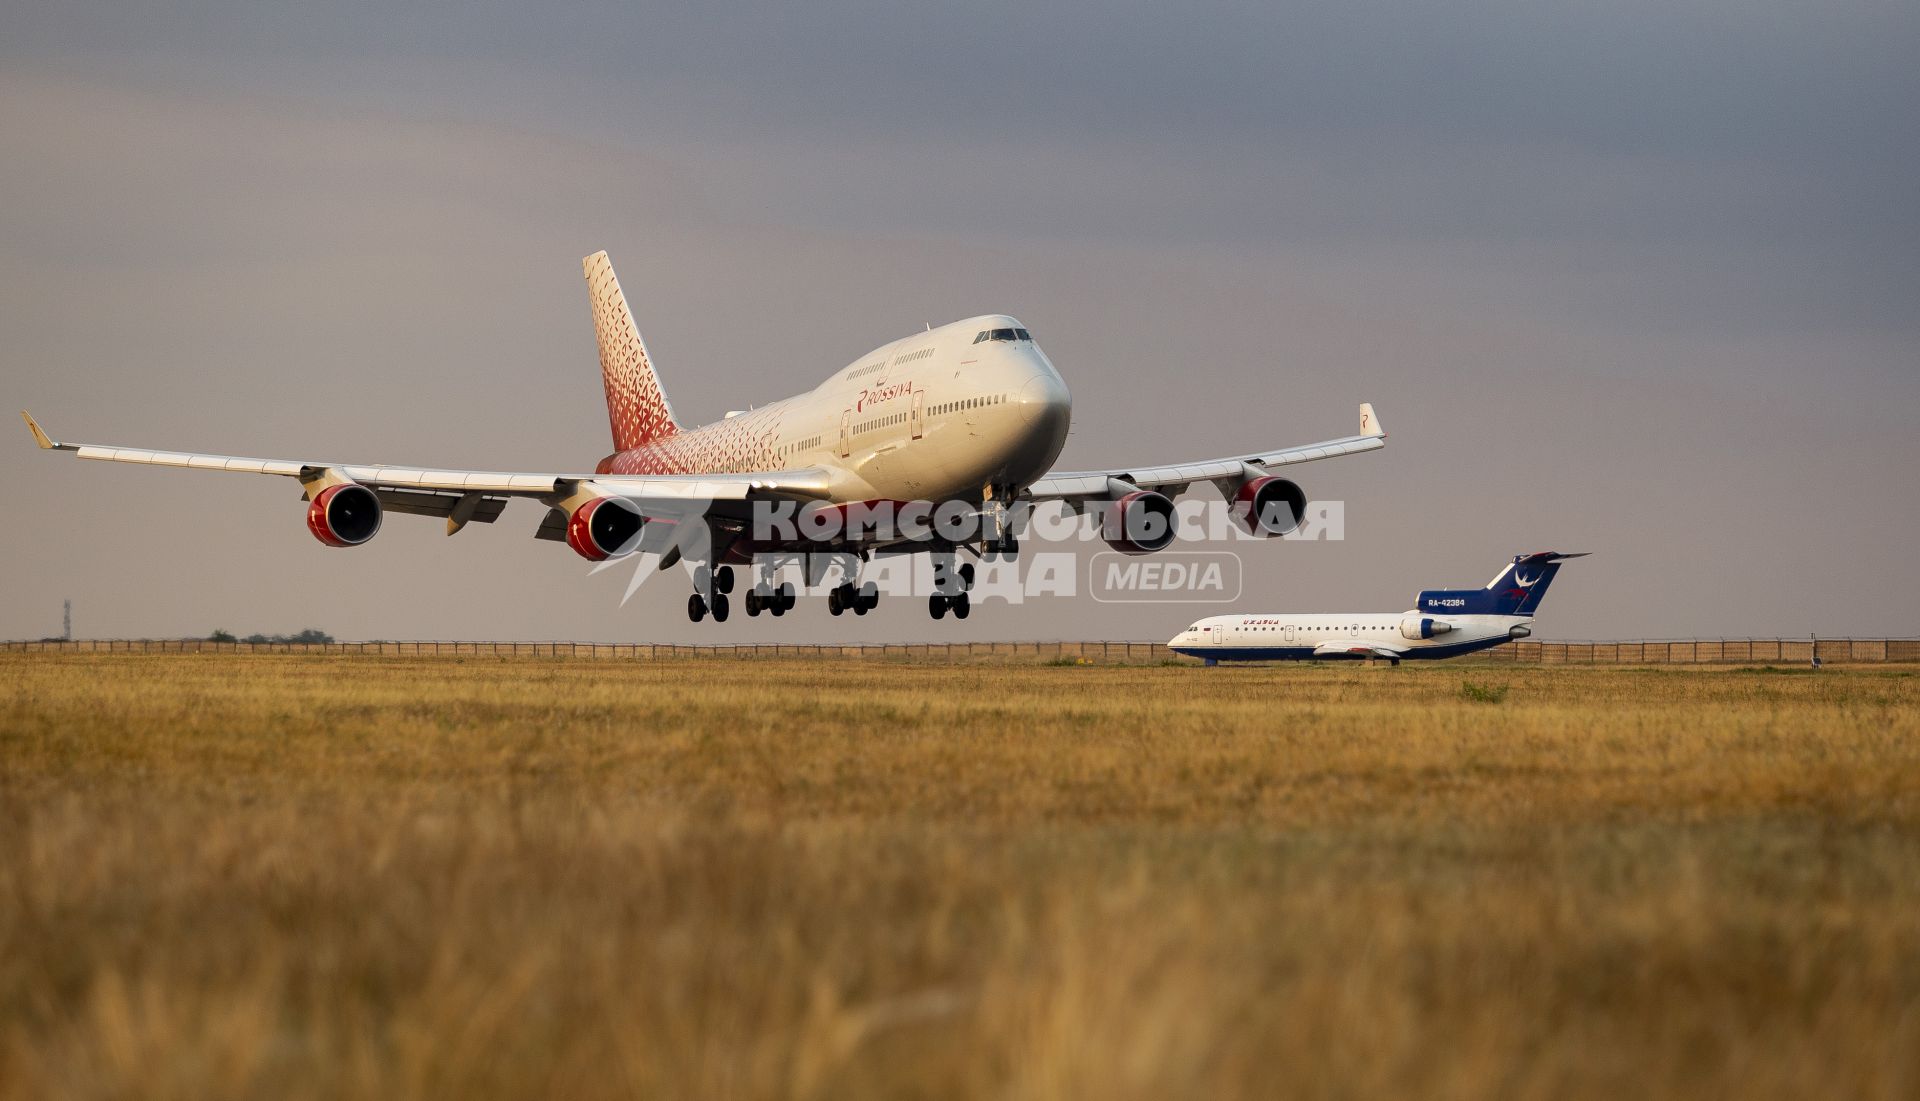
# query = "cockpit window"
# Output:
<box><xmin>974</xmin><ymin>327</ymin><xmax>1030</xmax><ymax>343</ymax></box>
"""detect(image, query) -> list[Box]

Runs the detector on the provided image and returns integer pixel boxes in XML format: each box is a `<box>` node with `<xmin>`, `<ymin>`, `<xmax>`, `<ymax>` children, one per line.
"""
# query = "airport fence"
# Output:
<box><xmin>1457</xmin><ymin>638</ymin><xmax>1920</xmax><ymax>665</ymax></box>
<box><xmin>4</xmin><ymin>638</ymin><xmax>1918</xmax><ymax>664</ymax></box>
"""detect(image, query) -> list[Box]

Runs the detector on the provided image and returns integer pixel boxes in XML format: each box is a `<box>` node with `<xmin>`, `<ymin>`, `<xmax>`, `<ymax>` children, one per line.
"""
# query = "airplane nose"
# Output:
<box><xmin>1017</xmin><ymin>369</ymin><xmax>1072</xmax><ymax>442</ymax></box>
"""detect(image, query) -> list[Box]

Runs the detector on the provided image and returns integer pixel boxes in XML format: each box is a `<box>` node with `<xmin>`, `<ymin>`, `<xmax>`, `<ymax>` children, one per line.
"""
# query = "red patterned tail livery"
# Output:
<box><xmin>584</xmin><ymin>251</ymin><xmax>681</xmax><ymax>450</ymax></box>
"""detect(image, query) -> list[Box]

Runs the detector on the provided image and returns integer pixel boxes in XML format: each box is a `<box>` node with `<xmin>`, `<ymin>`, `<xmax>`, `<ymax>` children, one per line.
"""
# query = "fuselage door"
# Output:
<box><xmin>839</xmin><ymin>410</ymin><xmax>852</xmax><ymax>458</ymax></box>
<box><xmin>1212</xmin><ymin>622</ymin><xmax>1229</xmax><ymax>646</ymax></box>
<box><xmin>1284</xmin><ymin>624</ymin><xmax>1295</xmax><ymax>642</ymax></box>
<box><xmin>910</xmin><ymin>389</ymin><xmax>925</xmax><ymax>440</ymax></box>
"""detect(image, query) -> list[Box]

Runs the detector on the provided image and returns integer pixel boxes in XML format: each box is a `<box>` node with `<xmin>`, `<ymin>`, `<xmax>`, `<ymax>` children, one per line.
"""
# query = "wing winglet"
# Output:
<box><xmin>1359</xmin><ymin>402</ymin><xmax>1385</xmax><ymax>438</ymax></box>
<box><xmin>21</xmin><ymin>411</ymin><xmax>72</xmax><ymax>451</ymax></box>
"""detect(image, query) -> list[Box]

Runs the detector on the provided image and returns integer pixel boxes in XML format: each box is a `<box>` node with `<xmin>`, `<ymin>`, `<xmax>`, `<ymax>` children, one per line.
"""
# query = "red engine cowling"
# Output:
<box><xmin>566</xmin><ymin>497</ymin><xmax>646</xmax><ymax>561</ymax></box>
<box><xmin>305</xmin><ymin>483</ymin><xmax>383</xmax><ymax>547</ymax></box>
<box><xmin>1231</xmin><ymin>476</ymin><xmax>1307</xmax><ymax>537</ymax></box>
<box><xmin>1102</xmin><ymin>489</ymin><xmax>1179</xmax><ymax>554</ymax></box>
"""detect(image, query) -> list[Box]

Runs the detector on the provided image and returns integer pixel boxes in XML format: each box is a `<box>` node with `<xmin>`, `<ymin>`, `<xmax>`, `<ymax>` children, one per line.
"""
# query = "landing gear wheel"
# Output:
<box><xmin>710</xmin><ymin>593</ymin><xmax>730</xmax><ymax>622</ymax></box>
<box><xmin>829</xmin><ymin>587</ymin><xmax>845</xmax><ymax>616</ymax></box>
<box><xmin>715</xmin><ymin>565</ymin><xmax>735</xmax><ymax>594</ymax></box>
<box><xmin>959</xmin><ymin>562</ymin><xmax>976</xmax><ymax>588</ymax></box>
<box><xmin>859</xmin><ymin>581</ymin><xmax>878</xmax><ymax>609</ymax></box>
<box><xmin>930</xmin><ymin>594</ymin><xmax>948</xmax><ymax>620</ymax></box>
<box><xmin>687</xmin><ymin>593</ymin><xmax>707</xmax><ymax>623</ymax></box>
<box><xmin>770</xmin><ymin>598</ymin><xmax>786</xmax><ymax>617</ymax></box>
<box><xmin>745</xmin><ymin>590</ymin><xmax>763</xmax><ymax>616</ymax></box>
<box><xmin>779</xmin><ymin>582</ymin><xmax>796</xmax><ymax>606</ymax></box>
<box><xmin>952</xmin><ymin>593</ymin><xmax>971</xmax><ymax>619</ymax></box>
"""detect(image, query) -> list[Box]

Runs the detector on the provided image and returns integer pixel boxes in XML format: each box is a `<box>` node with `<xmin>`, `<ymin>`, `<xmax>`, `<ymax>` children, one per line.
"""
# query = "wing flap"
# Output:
<box><xmin>370</xmin><ymin>488</ymin><xmax>510</xmax><ymax>525</ymax></box>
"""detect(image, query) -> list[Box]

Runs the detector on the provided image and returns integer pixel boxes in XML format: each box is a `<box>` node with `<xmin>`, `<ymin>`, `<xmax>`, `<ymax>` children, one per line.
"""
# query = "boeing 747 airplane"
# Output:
<box><xmin>23</xmin><ymin>250</ymin><xmax>1387</xmax><ymax>623</ymax></box>
<box><xmin>1168</xmin><ymin>551</ymin><xmax>1587</xmax><ymax>664</ymax></box>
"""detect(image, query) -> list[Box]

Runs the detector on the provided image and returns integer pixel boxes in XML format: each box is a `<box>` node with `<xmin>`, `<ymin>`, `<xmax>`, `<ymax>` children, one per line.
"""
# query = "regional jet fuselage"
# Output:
<box><xmin>1169</xmin><ymin>552</ymin><xmax>1587</xmax><ymax>664</ymax></box>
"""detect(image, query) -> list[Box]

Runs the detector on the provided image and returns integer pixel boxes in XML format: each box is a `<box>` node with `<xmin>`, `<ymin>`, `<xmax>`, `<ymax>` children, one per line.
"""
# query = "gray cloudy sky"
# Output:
<box><xmin>4</xmin><ymin>1</ymin><xmax>1917</xmax><ymax>643</ymax></box>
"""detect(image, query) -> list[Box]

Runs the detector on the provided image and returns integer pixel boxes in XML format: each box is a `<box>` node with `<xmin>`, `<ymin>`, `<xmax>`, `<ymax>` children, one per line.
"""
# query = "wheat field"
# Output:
<box><xmin>1</xmin><ymin>653</ymin><xmax>1917</xmax><ymax>1100</ymax></box>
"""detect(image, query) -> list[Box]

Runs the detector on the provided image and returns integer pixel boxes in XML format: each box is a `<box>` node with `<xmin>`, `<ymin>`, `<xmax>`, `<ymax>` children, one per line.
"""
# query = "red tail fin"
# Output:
<box><xmin>584</xmin><ymin>251</ymin><xmax>680</xmax><ymax>450</ymax></box>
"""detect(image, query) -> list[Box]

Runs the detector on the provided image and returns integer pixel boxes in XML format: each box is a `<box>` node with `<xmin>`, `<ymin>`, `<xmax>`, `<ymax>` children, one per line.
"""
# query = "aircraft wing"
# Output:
<box><xmin>1027</xmin><ymin>402</ymin><xmax>1386</xmax><ymax>502</ymax></box>
<box><xmin>20</xmin><ymin>411</ymin><xmax>834</xmax><ymax>532</ymax></box>
<box><xmin>1313</xmin><ymin>641</ymin><xmax>1408</xmax><ymax>659</ymax></box>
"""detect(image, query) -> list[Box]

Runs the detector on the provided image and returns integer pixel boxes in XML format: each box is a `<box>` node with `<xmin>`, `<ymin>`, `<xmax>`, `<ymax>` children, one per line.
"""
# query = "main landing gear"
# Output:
<box><xmin>929</xmin><ymin>560</ymin><xmax>975</xmax><ymax>620</ymax></box>
<box><xmin>686</xmin><ymin>564</ymin><xmax>735</xmax><ymax>623</ymax></box>
<box><xmin>828</xmin><ymin>580</ymin><xmax>879</xmax><ymax>616</ymax></box>
<box><xmin>681</xmin><ymin>552</ymin><xmax>983</xmax><ymax>623</ymax></box>
<box><xmin>745</xmin><ymin>581</ymin><xmax>797</xmax><ymax>617</ymax></box>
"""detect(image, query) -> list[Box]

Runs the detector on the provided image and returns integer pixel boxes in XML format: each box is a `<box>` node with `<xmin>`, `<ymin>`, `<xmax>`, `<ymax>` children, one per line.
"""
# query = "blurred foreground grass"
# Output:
<box><xmin>2</xmin><ymin>654</ymin><xmax>1918</xmax><ymax>1099</ymax></box>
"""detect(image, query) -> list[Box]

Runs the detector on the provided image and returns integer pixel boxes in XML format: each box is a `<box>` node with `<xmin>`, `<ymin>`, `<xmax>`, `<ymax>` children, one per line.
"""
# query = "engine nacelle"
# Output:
<box><xmin>1102</xmin><ymin>489</ymin><xmax>1179</xmax><ymax>555</ymax></box>
<box><xmin>1400</xmin><ymin>615</ymin><xmax>1455</xmax><ymax>641</ymax></box>
<box><xmin>306</xmin><ymin>483</ymin><xmax>383</xmax><ymax>547</ymax></box>
<box><xmin>1231</xmin><ymin>476</ymin><xmax>1307</xmax><ymax>537</ymax></box>
<box><xmin>566</xmin><ymin>496</ymin><xmax>646</xmax><ymax>561</ymax></box>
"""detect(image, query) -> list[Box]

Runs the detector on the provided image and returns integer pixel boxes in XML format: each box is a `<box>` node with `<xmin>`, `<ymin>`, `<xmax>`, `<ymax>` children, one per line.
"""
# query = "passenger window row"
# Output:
<box><xmin>776</xmin><ymin>434</ymin><xmax>823</xmax><ymax>459</ymax></box>
<box><xmin>932</xmin><ymin>394</ymin><xmax>1006</xmax><ymax>416</ymax></box>
<box><xmin>844</xmin><ymin>393</ymin><xmax>1011</xmax><ymax>442</ymax></box>
<box><xmin>1232</xmin><ymin>626</ymin><xmax>1380</xmax><ymax>632</ymax></box>
<box><xmin>856</xmin><ymin>412</ymin><xmax>909</xmax><ymax>435</ymax></box>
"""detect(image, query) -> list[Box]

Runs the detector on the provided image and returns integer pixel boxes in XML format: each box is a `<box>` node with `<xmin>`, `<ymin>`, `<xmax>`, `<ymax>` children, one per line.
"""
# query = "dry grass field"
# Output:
<box><xmin>2</xmin><ymin>653</ymin><xmax>1917</xmax><ymax>1100</ymax></box>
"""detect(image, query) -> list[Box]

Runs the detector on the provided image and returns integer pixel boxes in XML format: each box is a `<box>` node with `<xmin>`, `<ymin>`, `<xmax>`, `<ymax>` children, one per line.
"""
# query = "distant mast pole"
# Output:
<box><xmin>63</xmin><ymin>599</ymin><xmax>72</xmax><ymax>642</ymax></box>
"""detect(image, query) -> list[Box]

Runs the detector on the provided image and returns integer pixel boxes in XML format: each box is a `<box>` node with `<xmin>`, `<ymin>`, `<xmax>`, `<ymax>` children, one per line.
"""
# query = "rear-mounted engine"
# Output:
<box><xmin>1399</xmin><ymin>616</ymin><xmax>1455</xmax><ymax>640</ymax></box>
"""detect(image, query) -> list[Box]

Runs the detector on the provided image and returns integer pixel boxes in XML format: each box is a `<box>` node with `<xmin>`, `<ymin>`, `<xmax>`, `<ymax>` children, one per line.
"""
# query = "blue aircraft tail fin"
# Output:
<box><xmin>1416</xmin><ymin>551</ymin><xmax>1588</xmax><ymax>617</ymax></box>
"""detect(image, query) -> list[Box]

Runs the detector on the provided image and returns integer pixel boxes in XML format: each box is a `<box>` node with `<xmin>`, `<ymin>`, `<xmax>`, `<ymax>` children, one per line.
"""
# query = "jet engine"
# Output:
<box><xmin>566</xmin><ymin>496</ymin><xmax>646</xmax><ymax>561</ymax></box>
<box><xmin>1399</xmin><ymin>616</ymin><xmax>1455</xmax><ymax>641</ymax></box>
<box><xmin>306</xmin><ymin>483</ymin><xmax>383</xmax><ymax>547</ymax></box>
<box><xmin>1102</xmin><ymin>487</ymin><xmax>1178</xmax><ymax>555</ymax></box>
<box><xmin>1231</xmin><ymin>476</ymin><xmax>1307</xmax><ymax>537</ymax></box>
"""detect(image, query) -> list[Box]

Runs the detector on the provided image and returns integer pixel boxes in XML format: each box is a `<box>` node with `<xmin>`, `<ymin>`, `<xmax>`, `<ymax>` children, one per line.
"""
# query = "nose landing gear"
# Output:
<box><xmin>982</xmin><ymin>486</ymin><xmax>1020</xmax><ymax>560</ymax></box>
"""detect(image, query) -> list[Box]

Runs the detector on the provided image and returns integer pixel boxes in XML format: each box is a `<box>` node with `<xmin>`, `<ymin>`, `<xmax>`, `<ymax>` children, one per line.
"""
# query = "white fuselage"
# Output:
<box><xmin>593</xmin><ymin>315</ymin><xmax>1072</xmax><ymax>505</ymax></box>
<box><xmin>1168</xmin><ymin>612</ymin><xmax>1532</xmax><ymax>662</ymax></box>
